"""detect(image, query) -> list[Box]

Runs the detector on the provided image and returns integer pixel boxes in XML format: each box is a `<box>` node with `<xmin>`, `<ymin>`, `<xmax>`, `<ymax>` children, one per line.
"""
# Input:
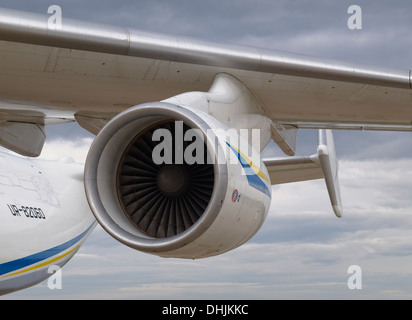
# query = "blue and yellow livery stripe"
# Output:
<box><xmin>3</xmin><ymin>246</ymin><xmax>80</xmax><ymax>278</ymax></box>
<box><xmin>0</xmin><ymin>222</ymin><xmax>96</xmax><ymax>278</ymax></box>
<box><xmin>226</xmin><ymin>142</ymin><xmax>271</xmax><ymax>198</ymax></box>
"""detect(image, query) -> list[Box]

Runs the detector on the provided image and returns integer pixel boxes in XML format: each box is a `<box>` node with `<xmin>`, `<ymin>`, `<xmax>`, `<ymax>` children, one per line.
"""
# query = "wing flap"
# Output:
<box><xmin>263</xmin><ymin>155</ymin><xmax>322</xmax><ymax>185</ymax></box>
<box><xmin>0</xmin><ymin>122</ymin><xmax>45</xmax><ymax>157</ymax></box>
<box><xmin>74</xmin><ymin>113</ymin><xmax>116</xmax><ymax>135</ymax></box>
<box><xmin>317</xmin><ymin>130</ymin><xmax>342</xmax><ymax>218</ymax></box>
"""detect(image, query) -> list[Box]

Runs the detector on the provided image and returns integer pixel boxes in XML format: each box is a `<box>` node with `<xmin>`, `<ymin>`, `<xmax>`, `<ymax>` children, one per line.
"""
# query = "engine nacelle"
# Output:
<box><xmin>84</xmin><ymin>102</ymin><xmax>271</xmax><ymax>259</ymax></box>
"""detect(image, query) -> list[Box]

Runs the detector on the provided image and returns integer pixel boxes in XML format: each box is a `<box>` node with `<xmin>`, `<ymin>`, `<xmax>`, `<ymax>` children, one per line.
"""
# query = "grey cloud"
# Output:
<box><xmin>2</xmin><ymin>0</ymin><xmax>412</xmax><ymax>300</ymax></box>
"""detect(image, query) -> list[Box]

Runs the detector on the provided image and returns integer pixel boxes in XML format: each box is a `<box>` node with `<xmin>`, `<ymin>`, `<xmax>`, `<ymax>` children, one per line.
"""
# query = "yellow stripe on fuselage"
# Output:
<box><xmin>4</xmin><ymin>245</ymin><xmax>79</xmax><ymax>278</ymax></box>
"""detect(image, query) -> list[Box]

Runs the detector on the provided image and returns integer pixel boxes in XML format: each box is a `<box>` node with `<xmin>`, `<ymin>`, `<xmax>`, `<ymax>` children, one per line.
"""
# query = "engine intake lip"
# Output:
<box><xmin>84</xmin><ymin>102</ymin><xmax>228</xmax><ymax>254</ymax></box>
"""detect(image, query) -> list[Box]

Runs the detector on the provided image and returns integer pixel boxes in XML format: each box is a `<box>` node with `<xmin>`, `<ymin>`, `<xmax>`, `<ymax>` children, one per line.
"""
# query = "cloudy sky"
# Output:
<box><xmin>2</xmin><ymin>0</ymin><xmax>412</xmax><ymax>300</ymax></box>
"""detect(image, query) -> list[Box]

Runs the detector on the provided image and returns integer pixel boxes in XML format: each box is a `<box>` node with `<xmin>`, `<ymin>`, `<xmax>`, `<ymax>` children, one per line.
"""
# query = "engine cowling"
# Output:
<box><xmin>84</xmin><ymin>102</ymin><xmax>271</xmax><ymax>259</ymax></box>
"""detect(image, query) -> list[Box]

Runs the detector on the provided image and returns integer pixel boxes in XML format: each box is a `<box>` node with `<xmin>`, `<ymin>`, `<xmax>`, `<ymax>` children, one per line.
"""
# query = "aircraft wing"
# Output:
<box><xmin>0</xmin><ymin>8</ymin><xmax>411</xmax><ymax>156</ymax></box>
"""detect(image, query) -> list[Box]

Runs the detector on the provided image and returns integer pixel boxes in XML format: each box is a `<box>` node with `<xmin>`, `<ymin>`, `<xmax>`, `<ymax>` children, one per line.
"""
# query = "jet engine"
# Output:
<box><xmin>84</xmin><ymin>102</ymin><xmax>272</xmax><ymax>259</ymax></box>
